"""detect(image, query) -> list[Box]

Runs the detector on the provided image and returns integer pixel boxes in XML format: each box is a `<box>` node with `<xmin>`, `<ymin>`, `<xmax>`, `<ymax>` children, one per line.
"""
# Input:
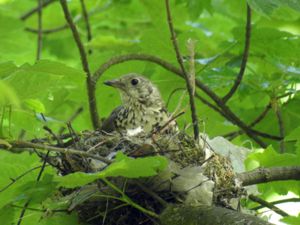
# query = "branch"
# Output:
<box><xmin>252</xmin><ymin>198</ymin><xmax>300</xmax><ymax>210</ymax></box>
<box><xmin>271</xmin><ymin>99</ymin><xmax>285</xmax><ymax>153</ymax></box>
<box><xmin>20</xmin><ymin>0</ymin><xmax>55</xmax><ymax>21</ymax></box>
<box><xmin>25</xmin><ymin>24</ymin><xmax>68</xmax><ymax>34</ymax></box>
<box><xmin>165</xmin><ymin>0</ymin><xmax>199</xmax><ymax>140</ymax></box>
<box><xmin>0</xmin><ymin>165</ymin><xmax>43</xmax><ymax>193</ymax></box>
<box><xmin>17</xmin><ymin>150</ymin><xmax>50</xmax><ymax>225</ymax></box>
<box><xmin>36</xmin><ymin>0</ymin><xmax>43</xmax><ymax>61</ymax></box>
<box><xmin>222</xmin><ymin>4</ymin><xmax>251</xmax><ymax>103</ymax></box>
<box><xmin>80</xmin><ymin>0</ymin><xmax>93</xmax><ymax>54</ymax></box>
<box><xmin>1</xmin><ymin>140</ymin><xmax>112</xmax><ymax>164</ymax></box>
<box><xmin>238</xmin><ymin>166</ymin><xmax>300</xmax><ymax>186</ymax></box>
<box><xmin>92</xmin><ymin>53</ymin><xmax>267</xmax><ymax>148</ymax></box>
<box><xmin>248</xmin><ymin>194</ymin><xmax>289</xmax><ymax>217</ymax></box>
<box><xmin>59</xmin><ymin>0</ymin><xmax>99</xmax><ymax>129</ymax></box>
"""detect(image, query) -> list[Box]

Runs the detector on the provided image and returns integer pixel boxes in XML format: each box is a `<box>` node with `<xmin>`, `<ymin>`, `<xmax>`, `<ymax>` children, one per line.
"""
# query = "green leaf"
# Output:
<box><xmin>281</xmin><ymin>215</ymin><xmax>300</xmax><ymax>225</ymax></box>
<box><xmin>102</xmin><ymin>151</ymin><xmax>168</xmax><ymax>178</ymax></box>
<box><xmin>24</xmin><ymin>99</ymin><xmax>46</xmax><ymax>113</ymax></box>
<box><xmin>0</xmin><ymin>81</ymin><xmax>19</xmax><ymax>107</ymax></box>
<box><xmin>187</xmin><ymin>0</ymin><xmax>212</xmax><ymax>20</ymax></box>
<box><xmin>56</xmin><ymin>152</ymin><xmax>168</xmax><ymax>188</ymax></box>
<box><xmin>285</xmin><ymin>126</ymin><xmax>300</xmax><ymax>142</ymax></box>
<box><xmin>248</xmin><ymin>0</ymin><xmax>300</xmax><ymax>16</ymax></box>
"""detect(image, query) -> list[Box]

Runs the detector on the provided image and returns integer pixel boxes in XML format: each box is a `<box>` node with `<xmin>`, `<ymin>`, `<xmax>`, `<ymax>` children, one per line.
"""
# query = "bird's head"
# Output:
<box><xmin>104</xmin><ymin>74</ymin><xmax>163</xmax><ymax>107</ymax></box>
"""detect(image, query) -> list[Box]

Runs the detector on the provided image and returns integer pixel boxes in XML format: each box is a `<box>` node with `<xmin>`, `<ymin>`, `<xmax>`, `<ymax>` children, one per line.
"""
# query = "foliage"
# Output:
<box><xmin>0</xmin><ymin>0</ymin><xmax>300</xmax><ymax>224</ymax></box>
<box><xmin>55</xmin><ymin>152</ymin><xmax>168</xmax><ymax>188</ymax></box>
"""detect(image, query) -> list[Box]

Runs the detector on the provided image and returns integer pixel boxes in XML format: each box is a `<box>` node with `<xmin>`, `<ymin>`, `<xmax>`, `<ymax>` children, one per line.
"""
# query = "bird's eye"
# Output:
<box><xmin>131</xmin><ymin>78</ymin><xmax>139</xmax><ymax>86</ymax></box>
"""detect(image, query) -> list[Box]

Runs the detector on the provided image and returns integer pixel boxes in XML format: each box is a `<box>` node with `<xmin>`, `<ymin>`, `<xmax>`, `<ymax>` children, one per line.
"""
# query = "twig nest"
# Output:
<box><xmin>53</xmin><ymin>130</ymin><xmax>246</xmax><ymax>224</ymax></box>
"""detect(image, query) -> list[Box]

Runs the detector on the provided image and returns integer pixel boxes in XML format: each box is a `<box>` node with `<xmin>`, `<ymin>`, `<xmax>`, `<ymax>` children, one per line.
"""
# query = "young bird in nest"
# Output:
<box><xmin>101</xmin><ymin>73</ymin><xmax>177</xmax><ymax>136</ymax></box>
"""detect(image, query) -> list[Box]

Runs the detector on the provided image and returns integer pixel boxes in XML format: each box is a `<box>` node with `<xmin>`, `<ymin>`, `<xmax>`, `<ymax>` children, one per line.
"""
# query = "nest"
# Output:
<box><xmin>45</xmin><ymin>130</ymin><xmax>243</xmax><ymax>225</ymax></box>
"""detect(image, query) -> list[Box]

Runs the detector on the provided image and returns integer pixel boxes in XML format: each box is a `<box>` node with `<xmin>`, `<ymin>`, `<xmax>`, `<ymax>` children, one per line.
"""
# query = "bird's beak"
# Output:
<box><xmin>104</xmin><ymin>79</ymin><xmax>124</xmax><ymax>89</ymax></box>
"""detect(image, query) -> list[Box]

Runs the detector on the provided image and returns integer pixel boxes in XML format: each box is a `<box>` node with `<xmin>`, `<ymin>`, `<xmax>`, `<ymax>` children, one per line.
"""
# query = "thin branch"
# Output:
<box><xmin>166</xmin><ymin>87</ymin><xmax>186</xmax><ymax>108</ymax></box>
<box><xmin>248</xmin><ymin>194</ymin><xmax>289</xmax><ymax>217</ymax></box>
<box><xmin>80</xmin><ymin>0</ymin><xmax>93</xmax><ymax>54</ymax></box>
<box><xmin>17</xmin><ymin>150</ymin><xmax>50</xmax><ymax>225</ymax></box>
<box><xmin>11</xmin><ymin>204</ymin><xmax>67</xmax><ymax>213</ymax></box>
<box><xmin>92</xmin><ymin>53</ymin><xmax>267</xmax><ymax>148</ymax></box>
<box><xmin>25</xmin><ymin>24</ymin><xmax>68</xmax><ymax>34</ymax></box>
<box><xmin>36</xmin><ymin>0</ymin><xmax>43</xmax><ymax>61</ymax></box>
<box><xmin>59</xmin><ymin>106</ymin><xmax>84</xmax><ymax>135</ymax></box>
<box><xmin>59</xmin><ymin>0</ymin><xmax>99</xmax><ymax>129</ymax></box>
<box><xmin>1</xmin><ymin>140</ymin><xmax>112</xmax><ymax>164</ymax></box>
<box><xmin>222</xmin><ymin>4</ymin><xmax>252</xmax><ymax>103</ymax></box>
<box><xmin>20</xmin><ymin>0</ymin><xmax>55</xmax><ymax>21</ymax></box>
<box><xmin>271</xmin><ymin>99</ymin><xmax>285</xmax><ymax>153</ymax></box>
<box><xmin>238</xmin><ymin>166</ymin><xmax>300</xmax><ymax>186</ymax></box>
<box><xmin>0</xmin><ymin>166</ymin><xmax>43</xmax><ymax>193</ymax></box>
<box><xmin>165</xmin><ymin>0</ymin><xmax>199</xmax><ymax>140</ymax></box>
<box><xmin>250</xmin><ymin>129</ymin><xmax>282</xmax><ymax>140</ymax></box>
<box><xmin>251</xmin><ymin>198</ymin><xmax>300</xmax><ymax>210</ymax></box>
<box><xmin>195</xmin><ymin>92</ymin><xmax>228</xmax><ymax>119</ymax></box>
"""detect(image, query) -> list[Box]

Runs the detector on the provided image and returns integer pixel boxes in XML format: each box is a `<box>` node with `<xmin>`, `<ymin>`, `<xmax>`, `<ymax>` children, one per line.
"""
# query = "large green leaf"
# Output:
<box><xmin>55</xmin><ymin>152</ymin><xmax>168</xmax><ymax>188</ymax></box>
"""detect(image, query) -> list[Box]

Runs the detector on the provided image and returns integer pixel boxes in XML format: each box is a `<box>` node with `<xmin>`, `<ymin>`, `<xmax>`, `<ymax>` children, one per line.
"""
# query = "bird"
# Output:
<box><xmin>100</xmin><ymin>73</ymin><xmax>177</xmax><ymax>136</ymax></box>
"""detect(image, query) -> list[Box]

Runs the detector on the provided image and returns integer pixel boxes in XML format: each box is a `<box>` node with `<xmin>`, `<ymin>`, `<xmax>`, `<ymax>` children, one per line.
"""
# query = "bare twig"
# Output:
<box><xmin>165</xmin><ymin>0</ymin><xmax>199</xmax><ymax>140</ymax></box>
<box><xmin>25</xmin><ymin>25</ymin><xmax>68</xmax><ymax>34</ymax></box>
<box><xmin>36</xmin><ymin>0</ymin><xmax>43</xmax><ymax>61</ymax></box>
<box><xmin>59</xmin><ymin>0</ymin><xmax>99</xmax><ymax>129</ymax></box>
<box><xmin>248</xmin><ymin>194</ymin><xmax>289</xmax><ymax>217</ymax></box>
<box><xmin>251</xmin><ymin>198</ymin><xmax>300</xmax><ymax>210</ymax></box>
<box><xmin>0</xmin><ymin>165</ymin><xmax>43</xmax><ymax>193</ymax></box>
<box><xmin>20</xmin><ymin>0</ymin><xmax>55</xmax><ymax>21</ymax></box>
<box><xmin>166</xmin><ymin>87</ymin><xmax>186</xmax><ymax>108</ymax></box>
<box><xmin>59</xmin><ymin>107</ymin><xmax>84</xmax><ymax>135</ymax></box>
<box><xmin>271</xmin><ymin>99</ymin><xmax>285</xmax><ymax>153</ymax></box>
<box><xmin>222</xmin><ymin>4</ymin><xmax>252</xmax><ymax>103</ymax></box>
<box><xmin>152</xmin><ymin>111</ymin><xmax>185</xmax><ymax>135</ymax></box>
<box><xmin>17</xmin><ymin>150</ymin><xmax>50</xmax><ymax>225</ymax></box>
<box><xmin>238</xmin><ymin>166</ymin><xmax>300</xmax><ymax>186</ymax></box>
<box><xmin>1</xmin><ymin>140</ymin><xmax>112</xmax><ymax>164</ymax></box>
<box><xmin>80</xmin><ymin>0</ymin><xmax>93</xmax><ymax>54</ymax></box>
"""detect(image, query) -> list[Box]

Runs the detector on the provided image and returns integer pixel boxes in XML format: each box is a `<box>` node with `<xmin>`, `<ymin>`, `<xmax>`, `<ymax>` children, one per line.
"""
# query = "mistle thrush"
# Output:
<box><xmin>101</xmin><ymin>73</ymin><xmax>177</xmax><ymax>135</ymax></box>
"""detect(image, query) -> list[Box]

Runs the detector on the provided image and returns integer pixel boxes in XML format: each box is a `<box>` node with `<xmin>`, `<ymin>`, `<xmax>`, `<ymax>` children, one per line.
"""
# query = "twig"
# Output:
<box><xmin>0</xmin><ymin>166</ymin><xmax>43</xmax><ymax>193</ymax></box>
<box><xmin>25</xmin><ymin>25</ymin><xmax>68</xmax><ymax>34</ymax></box>
<box><xmin>166</xmin><ymin>87</ymin><xmax>186</xmax><ymax>108</ymax></box>
<box><xmin>17</xmin><ymin>150</ymin><xmax>50</xmax><ymax>225</ymax></box>
<box><xmin>248</xmin><ymin>194</ymin><xmax>289</xmax><ymax>217</ymax></box>
<box><xmin>20</xmin><ymin>0</ymin><xmax>55</xmax><ymax>21</ymax></box>
<box><xmin>151</xmin><ymin>111</ymin><xmax>185</xmax><ymax>136</ymax></box>
<box><xmin>222</xmin><ymin>4</ymin><xmax>251</xmax><ymax>103</ymax></box>
<box><xmin>92</xmin><ymin>53</ymin><xmax>267</xmax><ymax>147</ymax></box>
<box><xmin>238</xmin><ymin>166</ymin><xmax>300</xmax><ymax>186</ymax></box>
<box><xmin>59</xmin><ymin>107</ymin><xmax>83</xmax><ymax>135</ymax></box>
<box><xmin>80</xmin><ymin>0</ymin><xmax>93</xmax><ymax>54</ymax></box>
<box><xmin>251</xmin><ymin>198</ymin><xmax>300</xmax><ymax>210</ymax></box>
<box><xmin>59</xmin><ymin>0</ymin><xmax>99</xmax><ymax>129</ymax></box>
<box><xmin>2</xmin><ymin>140</ymin><xmax>112</xmax><ymax>164</ymax></box>
<box><xmin>271</xmin><ymin>99</ymin><xmax>285</xmax><ymax>153</ymax></box>
<box><xmin>165</xmin><ymin>0</ymin><xmax>199</xmax><ymax>140</ymax></box>
<box><xmin>135</xmin><ymin>181</ymin><xmax>168</xmax><ymax>207</ymax></box>
<box><xmin>102</xmin><ymin>178</ymin><xmax>159</xmax><ymax>218</ymax></box>
<box><xmin>11</xmin><ymin>204</ymin><xmax>67</xmax><ymax>213</ymax></box>
<box><xmin>36</xmin><ymin>0</ymin><xmax>43</xmax><ymax>61</ymax></box>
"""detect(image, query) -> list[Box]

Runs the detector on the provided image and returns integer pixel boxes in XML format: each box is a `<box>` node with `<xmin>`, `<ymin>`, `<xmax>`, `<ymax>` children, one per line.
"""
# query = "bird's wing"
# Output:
<box><xmin>100</xmin><ymin>106</ymin><xmax>123</xmax><ymax>133</ymax></box>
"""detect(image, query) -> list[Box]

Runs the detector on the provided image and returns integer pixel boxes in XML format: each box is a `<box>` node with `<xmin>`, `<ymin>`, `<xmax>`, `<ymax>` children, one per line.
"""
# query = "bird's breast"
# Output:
<box><xmin>115</xmin><ymin>106</ymin><xmax>170</xmax><ymax>134</ymax></box>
